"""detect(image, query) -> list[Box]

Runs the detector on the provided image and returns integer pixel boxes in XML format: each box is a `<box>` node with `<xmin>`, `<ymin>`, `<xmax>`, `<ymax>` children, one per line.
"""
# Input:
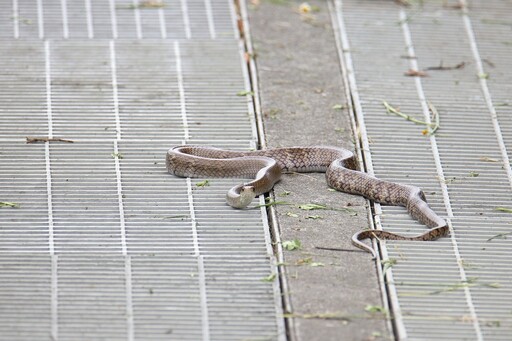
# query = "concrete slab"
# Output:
<box><xmin>248</xmin><ymin>1</ymin><xmax>390</xmax><ymax>340</ymax></box>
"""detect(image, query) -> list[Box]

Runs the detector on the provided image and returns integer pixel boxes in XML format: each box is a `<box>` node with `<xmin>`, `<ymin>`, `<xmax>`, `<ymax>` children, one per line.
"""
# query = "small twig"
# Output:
<box><xmin>253</xmin><ymin>200</ymin><xmax>291</xmax><ymax>208</ymax></box>
<box><xmin>487</xmin><ymin>232</ymin><xmax>512</xmax><ymax>242</ymax></box>
<box><xmin>26</xmin><ymin>137</ymin><xmax>74</xmax><ymax>144</ymax></box>
<box><xmin>426</xmin><ymin>101</ymin><xmax>440</xmax><ymax>136</ymax></box>
<box><xmin>314</xmin><ymin>246</ymin><xmax>365</xmax><ymax>253</ymax></box>
<box><xmin>383</xmin><ymin>101</ymin><xmax>440</xmax><ymax>136</ymax></box>
<box><xmin>424</xmin><ymin>61</ymin><xmax>466</xmax><ymax>71</ymax></box>
<box><xmin>383</xmin><ymin>101</ymin><xmax>432</xmax><ymax>126</ymax></box>
<box><xmin>483</xmin><ymin>58</ymin><xmax>495</xmax><ymax>68</ymax></box>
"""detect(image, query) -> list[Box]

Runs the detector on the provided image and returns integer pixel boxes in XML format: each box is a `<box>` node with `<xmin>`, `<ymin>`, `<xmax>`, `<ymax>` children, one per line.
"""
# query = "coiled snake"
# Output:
<box><xmin>166</xmin><ymin>145</ymin><xmax>449</xmax><ymax>258</ymax></box>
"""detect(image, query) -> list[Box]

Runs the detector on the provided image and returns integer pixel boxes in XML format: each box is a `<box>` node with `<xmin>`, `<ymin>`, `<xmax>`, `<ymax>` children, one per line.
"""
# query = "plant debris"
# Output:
<box><xmin>424</xmin><ymin>61</ymin><xmax>466</xmax><ymax>71</ymax></box>
<box><xmin>296</xmin><ymin>257</ymin><xmax>313</xmax><ymax>265</ymax></box>
<box><xmin>394</xmin><ymin>0</ymin><xmax>411</xmax><ymax>6</ymax></box>
<box><xmin>443</xmin><ymin>2</ymin><xmax>464</xmax><ymax>9</ymax></box>
<box><xmin>264</xmin><ymin>108</ymin><xmax>280</xmax><ymax>119</ymax></box>
<box><xmin>365</xmin><ymin>305</ymin><xmax>388</xmax><ymax>314</ymax></box>
<box><xmin>424</xmin><ymin>101</ymin><xmax>440</xmax><ymax>135</ymax></box>
<box><xmin>157</xmin><ymin>215</ymin><xmax>189</xmax><ymax>220</ymax></box>
<box><xmin>195</xmin><ymin>180</ymin><xmax>210</xmax><ymax>187</ymax></box>
<box><xmin>487</xmin><ymin>232</ymin><xmax>512</xmax><ymax>242</ymax></box>
<box><xmin>111</xmin><ymin>152</ymin><xmax>124</xmax><ymax>159</ymax></box>
<box><xmin>494</xmin><ymin>207</ymin><xmax>512</xmax><ymax>213</ymax></box>
<box><xmin>483</xmin><ymin>59</ymin><xmax>495</xmax><ymax>68</ymax></box>
<box><xmin>261</xmin><ymin>273</ymin><xmax>277</xmax><ymax>282</ymax></box>
<box><xmin>382</xmin><ymin>258</ymin><xmax>397</xmax><ymax>274</ymax></box>
<box><xmin>298</xmin><ymin>203</ymin><xmax>327</xmax><ymax>210</ymax></box>
<box><xmin>479</xmin><ymin>156</ymin><xmax>499</xmax><ymax>162</ymax></box>
<box><xmin>283</xmin><ymin>312</ymin><xmax>353</xmax><ymax>321</ymax></box>
<box><xmin>404</xmin><ymin>69</ymin><xmax>428</xmax><ymax>77</ymax></box>
<box><xmin>236</xmin><ymin>90</ymin><xmax>254</xmax><ymax>96</ymax></box>
<box><xmin>397</xmin><ymin>277</ymin><xmax>501</xmax><ymax>296</ymax></box>
<box><xmin>0</xmin><ymin>202</ymin><xmax>20</xmax><ymax>208</ymax></box>
<box><xmin>314</xmin><ymin>246</ymin><xmax>365</xmax><ymax>253</ymax></box>
<box><xmin>26</xmin><ymin>137</ymin><xmax>74</xmax><ymax>144</ymax></box>
<box><xmin>383</xmin><ymin>101</ymin><xmax>439</xmax><ymax>136</ymax></box>
<box><xmin>282</xmin><ymin>239</ymin><xmax>302</xmax><ymax>251</ymax></box>
<box><xmin>130</xmin><ymin>0</ymin><xmax>165</xmax><ymax>9</ymax></box>
<box><xmin>255</xmin><ymin>199</ymin><xmax>290</xmax><ymax>208</ymax></box>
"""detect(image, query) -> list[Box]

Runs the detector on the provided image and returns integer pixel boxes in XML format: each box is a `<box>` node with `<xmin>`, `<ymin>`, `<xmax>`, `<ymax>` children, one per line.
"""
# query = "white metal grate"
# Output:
<box><xmin>0</xmin><ymin>0</ymin><xmax>283</xmax><ymax>340</ymax></box>
<box><xmin>333</xmin><ymin>0</ymin><xmax>512</xmax><ymax>339</ymax></box>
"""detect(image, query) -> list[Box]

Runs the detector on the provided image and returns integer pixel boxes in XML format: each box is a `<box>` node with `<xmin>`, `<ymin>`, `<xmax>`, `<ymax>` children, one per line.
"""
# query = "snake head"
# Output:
<box><xmin>226</xmin><ymin>185</ymin><xmax>256</xmax><ymax>209</ymax></box>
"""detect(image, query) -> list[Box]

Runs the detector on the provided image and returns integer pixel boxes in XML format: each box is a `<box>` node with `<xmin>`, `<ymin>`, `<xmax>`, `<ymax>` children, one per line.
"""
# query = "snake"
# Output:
<box><xmin>166</xmin><ymin>145</ymin><xmax>449</xmax><ymax>258</ymax></box>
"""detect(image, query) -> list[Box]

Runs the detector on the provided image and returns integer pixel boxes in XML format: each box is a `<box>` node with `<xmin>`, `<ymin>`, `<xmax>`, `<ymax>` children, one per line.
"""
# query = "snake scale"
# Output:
<box><xmin>166</xmin><ymin>145</ymin><xmax>449</xmax><ymax>258</ymax></box>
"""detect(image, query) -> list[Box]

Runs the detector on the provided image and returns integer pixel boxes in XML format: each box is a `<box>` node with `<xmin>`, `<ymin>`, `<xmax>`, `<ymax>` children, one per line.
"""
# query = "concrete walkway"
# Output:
<box><xmin>248</xmin><ymin>1</ymin><xmax>390</xmax><ymax>340</ymax></box>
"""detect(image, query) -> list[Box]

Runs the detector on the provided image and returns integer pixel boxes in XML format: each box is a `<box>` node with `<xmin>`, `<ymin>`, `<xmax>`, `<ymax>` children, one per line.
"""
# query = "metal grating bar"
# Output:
<box><xmin>399</xmin><ymin>9</ymin><xmax>482</xmax><ymax>339</ymax></box>
<box><xmin>333</xmin><ymin>0</ymin><xmax>512</xmax><ymax>340</ymax></box>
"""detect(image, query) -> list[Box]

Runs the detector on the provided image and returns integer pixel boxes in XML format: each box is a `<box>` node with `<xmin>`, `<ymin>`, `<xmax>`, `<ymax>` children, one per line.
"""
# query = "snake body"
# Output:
<box><xmin>166</xmin><ymin>145</ymin><xmax>449</xmax><ymax>258</ymax></box>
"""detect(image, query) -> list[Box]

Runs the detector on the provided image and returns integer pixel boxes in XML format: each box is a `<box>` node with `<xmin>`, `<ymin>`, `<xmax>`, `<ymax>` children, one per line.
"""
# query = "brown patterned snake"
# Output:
<box><xmin>166</xmin><ymin>145</ymin><xmax>449</xmax><ymax>258</ymax></box>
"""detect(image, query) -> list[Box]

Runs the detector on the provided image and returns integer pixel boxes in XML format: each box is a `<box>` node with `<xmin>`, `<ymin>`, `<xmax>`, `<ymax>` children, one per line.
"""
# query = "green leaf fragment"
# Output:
<box><xmin>332</xmin><ymin>104</ymin><xmax>345</xmax><ymax>110</ymax></box>
<box><xmin>195</xmin><ymin>180</ymin><xmax>210</xmax><ymax>187</ymax></box>
<box><xmin>298</xmin><ymin>203</ymin><xmax>327</xmax><ymax>210</ymax></box>
<box><xmin>310</xmin><ymin>262</ymin><xmax>325</xmax><ymax>267</ymax></box>
<box><xmin>286</xmin><ymin>212</ymin><xmax>299</xmax><ymax>218</ymax></box>
<box><xmin>486</xmin><ymin>320</ymin><xmax>501</xmax><ymax>327</ymax></box>
<box><xmin>382</xmin><ymin>258</ymin><xmax>397</xmax><ymax>273</ymax></box>
<box><xmin>237</xmin><ymin>90</ymin><xmax>254</xmax><ymax>96</ymax></box>
<box><xmin>261</xmin><ymin>273</ymin><xmax>277</xmax><ymax>282</ymax></box>
<box><xmin>365</xmin><ymin>305</ymin><xmax>387</xmax><ymax>314</ymax></box>
<box><xmin>383</xmin><ymin>100</ymin><xmax>440</xmax><ymax>136</ymax></box>
<box><xmin>111</xmin><ymin>152</ymin><xmax>124</xmax><ymax>159</ymax></box>
<box><xmin>306</xmin><ymin>215</ymin><xmax>322</xmax><ymax>220</ymax></box>
<box><xmin>282</xmin><ymin>239</ymin><xmax>302</xmax><ymax>251</ymax></box>
<box><xmin>0</xmin><ymin>202</ymin><xmax>20</xmax><ymax>208</ymax></box>
<box><xmin>494</xmin><ymin>207</ymin><xmax>512</xmax><ymax>213</ymax></box>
